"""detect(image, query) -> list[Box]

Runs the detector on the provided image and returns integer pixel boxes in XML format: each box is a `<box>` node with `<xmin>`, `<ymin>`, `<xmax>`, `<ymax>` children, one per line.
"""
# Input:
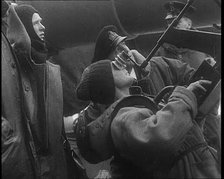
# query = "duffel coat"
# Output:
<box><xmin>110</xmin><ymin>87</ymin><xmax>220</xmax><ymax>179</ymax></box>
<box><xmin>2</xmin><ymin>6</ymin><xmax>69</xmax><ymax>179</ymax></box>
<box><xmin>2</xmin><ymin>31</ymin><xmax>69</xmax><ymax>178</ymax></box>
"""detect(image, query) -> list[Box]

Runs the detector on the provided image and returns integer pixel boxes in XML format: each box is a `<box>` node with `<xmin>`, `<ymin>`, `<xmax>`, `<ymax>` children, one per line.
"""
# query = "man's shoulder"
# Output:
<box><xmin>150</xmin><ymin>56</ymin><xmax>171</xmax><ymax>67</ymax></box>
<box><xmin>151</xmin><ymin>55</ymin><xmax>186</xmax><ymax>66</ymax></box>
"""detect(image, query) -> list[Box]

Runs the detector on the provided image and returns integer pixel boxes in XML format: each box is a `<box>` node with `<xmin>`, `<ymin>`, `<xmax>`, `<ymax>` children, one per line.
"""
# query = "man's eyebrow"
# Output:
<box><xmin>33</xmin><ymin>18</ymin><xmax>42</xmax><ymax>24</ymax></box>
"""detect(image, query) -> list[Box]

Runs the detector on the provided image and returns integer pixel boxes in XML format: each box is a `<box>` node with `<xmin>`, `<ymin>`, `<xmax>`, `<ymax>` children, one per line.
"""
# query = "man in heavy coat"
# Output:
<box><xmin>75</xmin><ymin>59</ymin><xmax>220</xmax><ymax>178</ymax></box>
<box><xmin>75</xmin><ymin>24</ymin><xmax>220</xmax><ymax>165</ymax></box>
<box><xmin>2</xmin><ymin>2</ymin><xmax>81</xmax><ymax>178</ymax></box>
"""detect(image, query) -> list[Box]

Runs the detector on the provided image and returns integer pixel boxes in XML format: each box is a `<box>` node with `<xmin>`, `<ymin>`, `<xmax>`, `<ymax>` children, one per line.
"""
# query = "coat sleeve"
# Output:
<box><xmin>160</xmin><ymin>57</ymin><xmax>195</xmax><ymax>85</ymax></box>
<box><xmin>111</xmin><ymin>86</ymin><xmax>197</xmax><ymax>166</ymax></box>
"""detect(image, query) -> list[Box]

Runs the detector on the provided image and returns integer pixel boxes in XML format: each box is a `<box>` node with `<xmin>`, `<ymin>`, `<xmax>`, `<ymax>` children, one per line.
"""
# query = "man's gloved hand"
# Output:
<box><xmin>187</xmin><ymin>79</ymin><xmax>212</xmax><ymax>104</ymax></box>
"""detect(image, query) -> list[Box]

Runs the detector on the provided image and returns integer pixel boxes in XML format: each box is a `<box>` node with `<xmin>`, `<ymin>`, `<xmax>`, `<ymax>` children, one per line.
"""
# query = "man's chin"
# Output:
<box><xmin>39</xmin><ymin>36</ymin><xmax>45</xmax><ymax>41</ymax></box>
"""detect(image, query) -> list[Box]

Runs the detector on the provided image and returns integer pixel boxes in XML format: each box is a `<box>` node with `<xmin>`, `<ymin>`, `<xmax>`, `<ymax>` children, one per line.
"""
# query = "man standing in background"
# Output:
<box><xmin>155</xmin><ymin>1</ymin><xmax>215</xmax><ymax>70</ymax></box>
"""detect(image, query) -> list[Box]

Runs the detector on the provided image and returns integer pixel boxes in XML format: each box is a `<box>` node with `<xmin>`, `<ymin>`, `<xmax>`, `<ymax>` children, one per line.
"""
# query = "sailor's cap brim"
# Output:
<box><xmin>165</xmin><ymin>14</ymin><xmax>177</xmax><ymax>20</ymax></box>
<box><xmin>114</xmin><ymin>36</ymin><xmax>127</xmax><ymax>47</ymax></box>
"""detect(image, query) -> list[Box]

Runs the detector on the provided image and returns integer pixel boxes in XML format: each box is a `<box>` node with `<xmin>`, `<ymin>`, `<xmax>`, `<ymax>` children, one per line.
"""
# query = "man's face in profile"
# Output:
<box><xmin>32</xmin><ymin>13</ymin><xmax>45</xmax><ymax>41</ymax></box>
<box><xmin>166</xmin><ymin>16</ymin><xmax>192</xmax><ymax>30</ymax></box>
<box><xmin>176</xmin><ymin>17</ymin><xmax>192</xmax><ymax>30</ymax></box>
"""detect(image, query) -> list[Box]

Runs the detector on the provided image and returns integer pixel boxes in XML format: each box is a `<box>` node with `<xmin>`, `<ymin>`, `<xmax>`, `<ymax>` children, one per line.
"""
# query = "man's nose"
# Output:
<box><xmin>40</xmin><ymin>23</ymin><xmax>45</xmax><ymax>31</ymax></box>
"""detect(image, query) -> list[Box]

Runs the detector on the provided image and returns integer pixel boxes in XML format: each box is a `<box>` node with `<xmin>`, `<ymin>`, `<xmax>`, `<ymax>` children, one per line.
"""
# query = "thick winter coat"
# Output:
<box><xmin>135</xmin><ymin>55</ymin><xmax>195</xmax><ymax>95</ymax></box>
<box><xmin>2</xmin><ymin>31</ymin><xmax>69</xmax><ymax>178</ymax></box>
<box><xmin>110</xmin><ymin>86</ymin><xmax>220</xmax><ymax>179</ymax></box>
<box><xmin>2</xmin><ymin>6</ymin><xmax>69</xmax><ymax>179</ymax></box>
<box><xmin>155</xmin><ymin>42</ymin><xmax>209</xmax><ymax>69</ymax></box>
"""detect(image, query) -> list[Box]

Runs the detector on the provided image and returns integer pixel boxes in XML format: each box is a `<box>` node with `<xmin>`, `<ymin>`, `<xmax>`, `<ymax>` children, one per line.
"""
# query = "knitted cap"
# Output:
<box><xmin>76</xmin><ymin>60</ymin><xmax>115</xmax><ymax>105</ymax></box>
<box><xmin>14</xmin><ymin>4</ymin><xmax>40</xmax><ymax>41</ymax></box>
<box><xmin>92</xmin><ymin>25</ymin><xmax>127</xmax><ymax>63</ymax></box>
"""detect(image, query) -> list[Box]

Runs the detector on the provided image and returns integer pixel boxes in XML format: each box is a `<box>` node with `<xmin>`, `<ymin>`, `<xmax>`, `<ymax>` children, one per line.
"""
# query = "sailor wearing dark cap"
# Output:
<box><xmin>92</xmin><ymin>25</ymin><xmax>127</xmax><ymax>63</ymax></box>
<box><xmin>92</xmin><ymin>25</ymin><xmax>148</xmax><ymax>80</ymax></box>
<box><xmin>164</xmin><ymin>1</ymin><xmax>196</xmax><ymax>29</ymax></box>
<box><xmin>164</xmin><ymin>1</ymin><xmax>196</xmax><ymax>20</ymax></box>
<box><xmin>155</xmin><ymin>0</ymin><xmax>214</xmax><ymax>70</ymax></box>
